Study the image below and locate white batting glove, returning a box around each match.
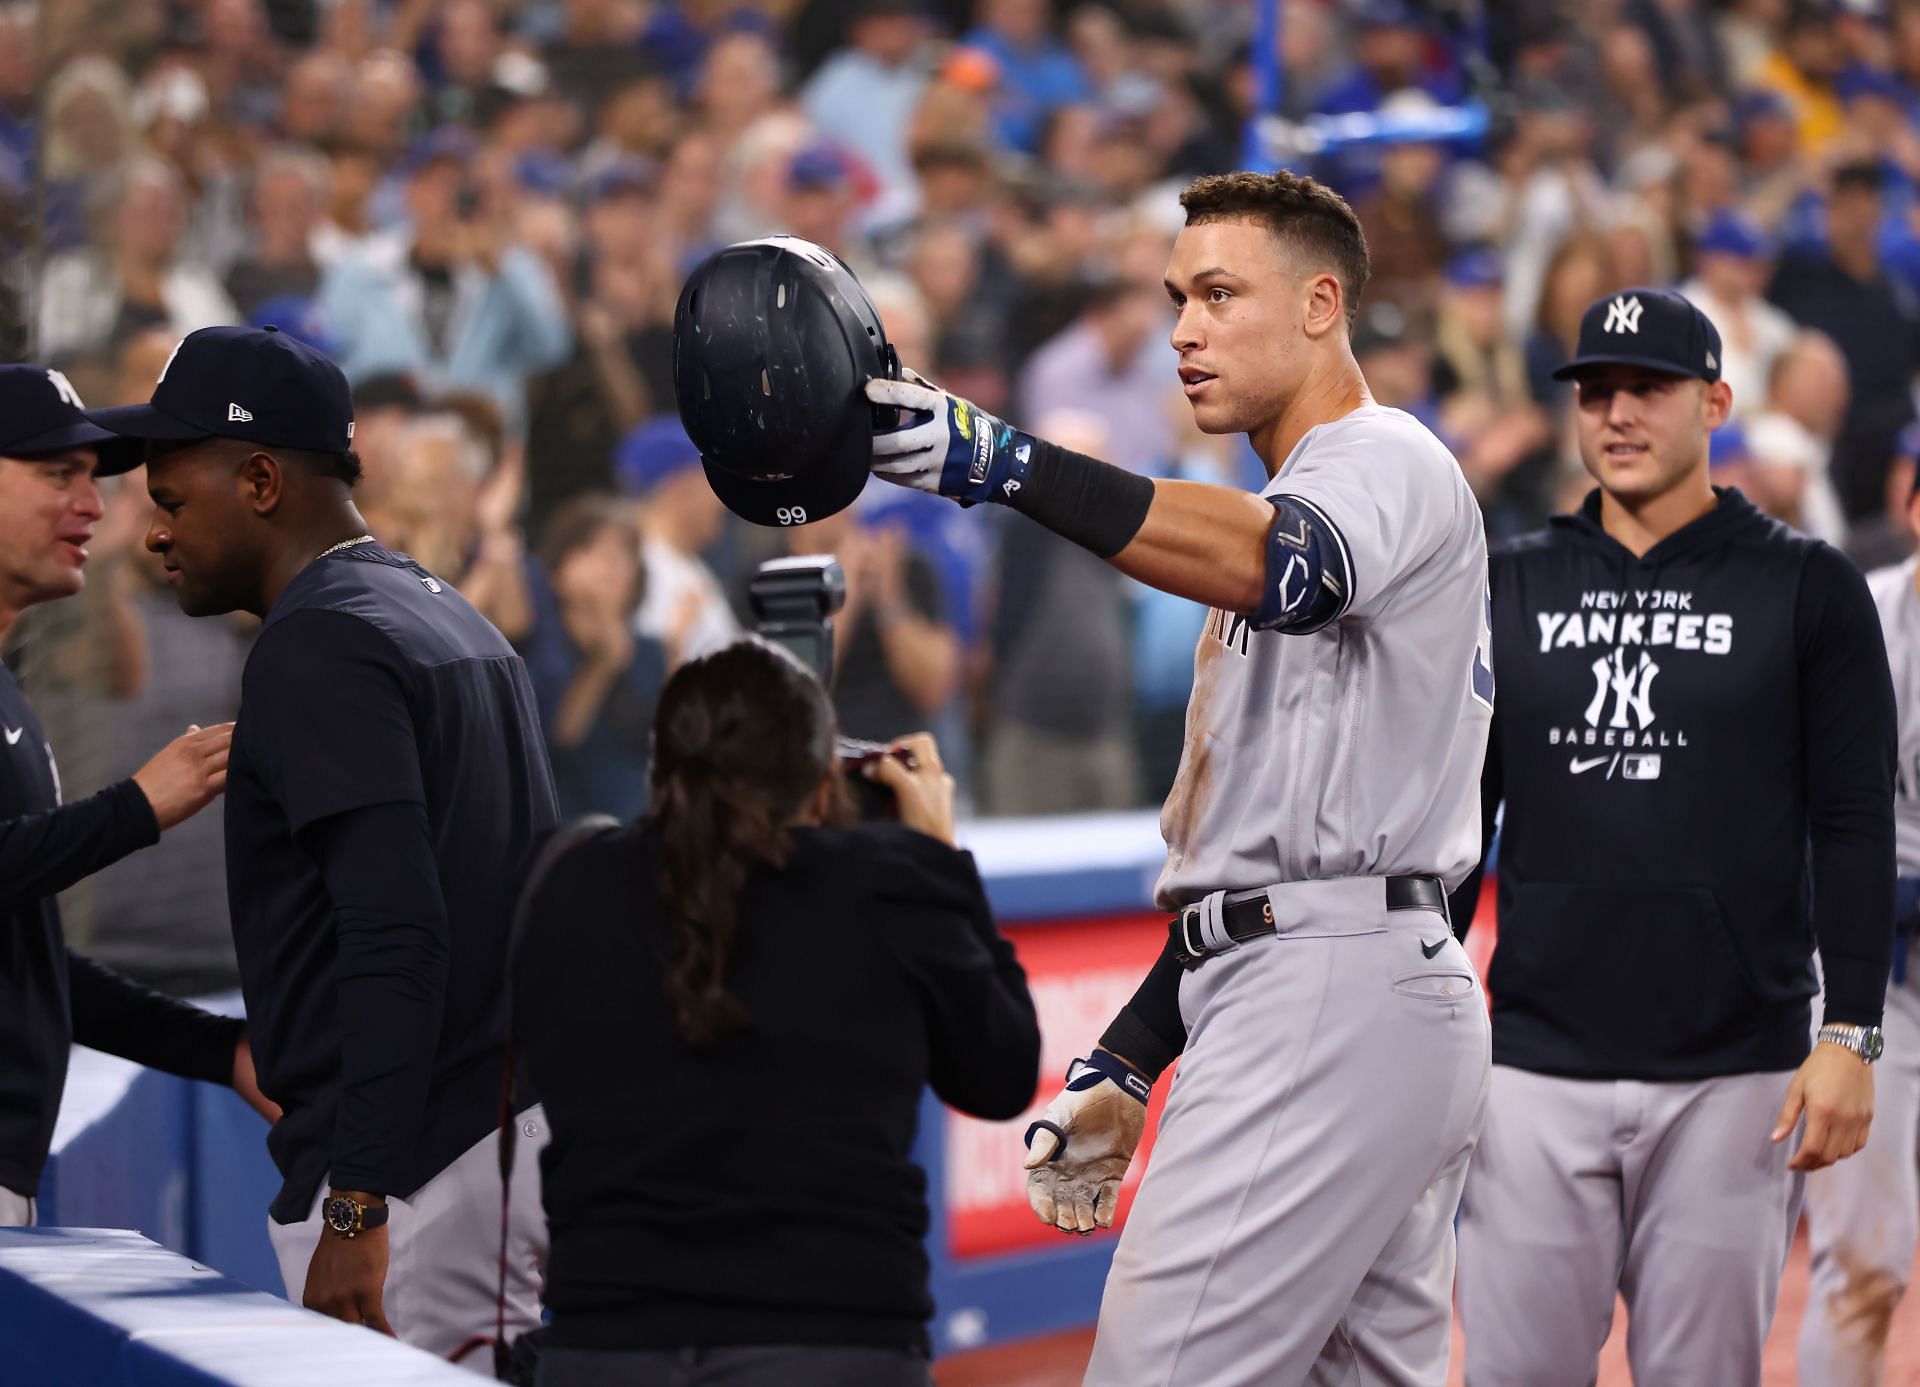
[865,369,1035,504]
[1023,1050,1150,1235]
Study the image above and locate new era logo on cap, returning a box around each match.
[1602,295,1643,334]
[1552,286,1724,385]
[84,326,355,455]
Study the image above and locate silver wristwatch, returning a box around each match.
[1817,1023,1886,1065]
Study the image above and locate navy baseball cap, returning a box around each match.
[1551,287,1723,383]
[0,364,144,474]
[86,325,356,454]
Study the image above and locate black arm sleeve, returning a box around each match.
[0,781,158,913]
[300,800,450,1196]
[1797,545,1898,1026]
[1446,719,1503,943]
[67,951,242,1083]
[1099,938,1186,1082]
[875,831,1040,1120]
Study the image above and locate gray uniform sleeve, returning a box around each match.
[1272,419,1464,624]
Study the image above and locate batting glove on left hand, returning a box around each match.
[1023,1050,1150,1235]
[866,370,1036,506]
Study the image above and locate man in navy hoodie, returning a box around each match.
[1452,288,1896,1385]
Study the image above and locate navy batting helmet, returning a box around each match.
[673,236,899,527]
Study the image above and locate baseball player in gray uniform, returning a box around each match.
[1801,490,1920,1386]
[865,171,1492,1385]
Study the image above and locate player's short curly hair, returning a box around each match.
[1180,171,1371,327]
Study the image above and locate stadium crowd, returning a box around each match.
[7,0,1920,991]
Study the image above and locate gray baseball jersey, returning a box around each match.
[1800,555,1920,1386]
[1155,404,1493,908]
[1869,556,1920,874]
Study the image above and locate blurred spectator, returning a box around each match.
[1131,404,1222,802]
[780,143,867,267]
[224,145,329,317]
[983,408,1136,815]
[340,48,424,161]
[43,54,135,203]
[655,126,724,270]
[0,4,34,187]
[1679,210,1796,420]
[1847,418,1920,570]
[1315,0,1463,117]
[1524,231,1618,404]
[38,156,238,362]
[134,63,250,279]
[541,0,651,125]
[525,164,675,534]
[1755,5,1847,155]
[961,0,1091,154]
[523,494,667,820]
[1498,86,1611,341]
[424,0,523,131]
[616,419,740,665]
[278,50,353,146]
[1768,160,1920,522]
[1745,329,1851,544]
[784,510,961,744]
[1351,106,1453,312]
[1018,276,1175,473]
[801,0,930,220]
[1431,248,1554,535]
[1734,86,1814,230]
[698,30,786,157]
[1352,299,1438,427]
[1623,0,1725,102]
[372,408,534,640]
[317,126,573,427]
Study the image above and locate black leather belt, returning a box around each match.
[1171,875,1447,969]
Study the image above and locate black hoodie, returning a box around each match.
[1453,487,1897,1080]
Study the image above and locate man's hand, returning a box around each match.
[131,723,234,830]
[1772,1040,1875,1172]
[302,1209,393,1335]
[1023,1052,1151,1234]
[231,1034,281,1124]
[867,371,1034,505]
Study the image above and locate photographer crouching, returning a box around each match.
[512,636,1041,1387]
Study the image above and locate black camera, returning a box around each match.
[747,555,912,817]
[748,554,846,687]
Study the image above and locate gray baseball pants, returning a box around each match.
[1801,942,1920,1387]
[1083,876,1491,1387]
[270,1104,550,1376]
[1457,1065,1802,1387]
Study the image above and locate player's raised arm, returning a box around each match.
[864,374,1273,613]
[868,176,1420,636]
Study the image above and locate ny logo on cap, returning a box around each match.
[45,370,83,409]
[1603,295,1644,335]
[228,402,254,423]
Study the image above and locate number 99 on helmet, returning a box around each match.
[672,236,901,528]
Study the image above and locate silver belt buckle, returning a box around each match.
[1179,903,1205,961]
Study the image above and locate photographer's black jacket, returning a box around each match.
[514,820,1040,1356]
[1453,488,1896,1080]
[0,662,241,1197]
